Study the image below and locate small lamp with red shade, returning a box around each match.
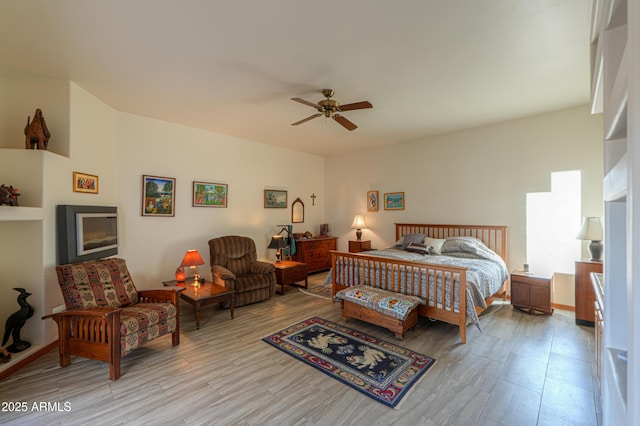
[179,249,205,287]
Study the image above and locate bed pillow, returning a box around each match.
[424,237,446,254]
[405,242,432,255]
[395,233,425,248]
[441,236,485,255]
[403,233,425,246]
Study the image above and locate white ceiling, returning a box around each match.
[0,1,591,157]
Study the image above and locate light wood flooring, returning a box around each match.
[0,273,601,425]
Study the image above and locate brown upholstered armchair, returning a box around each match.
[208,236,276,306]
[43,258,183,380]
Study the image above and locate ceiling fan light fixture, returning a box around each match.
[291,89,372,131]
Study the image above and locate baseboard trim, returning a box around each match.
[0,340,57,381]
[553,303,575,312]
[505,295,575,312]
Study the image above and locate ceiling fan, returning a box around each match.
[291,89,372,131]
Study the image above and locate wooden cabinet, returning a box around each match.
[292,237,337,273]
[271,260,308,294]
[510,270,553,315]
[592,273,604,388]
[574,260,603,326]
[348,240,371,253]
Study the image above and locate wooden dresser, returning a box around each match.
[575,260,603,326]
[510,270,553,315]
[592,272,604,389]
[292,237,337,273]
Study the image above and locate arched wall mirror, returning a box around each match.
[292,197,304,223]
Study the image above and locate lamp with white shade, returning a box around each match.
[576,217,603,262]
[350,215,366,241]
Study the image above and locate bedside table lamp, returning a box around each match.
[268,235,287,263]
[350,215,366,241]
[576,217,603,262]
[180,249,205,286]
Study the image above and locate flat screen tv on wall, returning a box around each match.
[57,205,118,265]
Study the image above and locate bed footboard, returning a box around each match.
[330,251,469,343]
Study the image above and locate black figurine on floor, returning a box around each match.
[2,288,34,353]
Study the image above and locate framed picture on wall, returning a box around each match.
[384,192,405,210]
[193,181,228,207]
[142,175,176,217]
[73,172,98,194]
[367,190,378,212]
[264,189,287,208]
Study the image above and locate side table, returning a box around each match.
[510,270,553,315]
[349,240,371,253]
[271,260,308,295]
[163,279,235,330]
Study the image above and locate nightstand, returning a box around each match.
[271,260,308,295]
[511,270,553,315]
[349,240,371,253]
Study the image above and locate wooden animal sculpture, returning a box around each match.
[24,108,50,150]
[2,288,34,353]
[0,185,20,206]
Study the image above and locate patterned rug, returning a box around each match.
[262,317,436,408]
[298,284,332,299]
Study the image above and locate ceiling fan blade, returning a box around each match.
[338,101,373,112]
[291,97,320,109]
[291,113,322,126]
[333,114,357,131]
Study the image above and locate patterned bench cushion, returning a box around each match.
[120,303,177,357]
[334,286,422,320]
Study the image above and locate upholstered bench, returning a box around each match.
[334,285,422,339]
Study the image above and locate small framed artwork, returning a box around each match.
[193,181,228,207]
[73,172,98,194]
[367,190,378,212]
[142,175,176,217]
[319,224,329,237]
[384,192,405,210]
[264,189,287,208]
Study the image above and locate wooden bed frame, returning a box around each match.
[331,223,508,343]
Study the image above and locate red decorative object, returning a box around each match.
[0,185,20,206]
[175,267,186,282]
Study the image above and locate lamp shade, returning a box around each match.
[180,249,205,267]
[576,217,603,241]
[268,235,287,249]
[350,215,366,229]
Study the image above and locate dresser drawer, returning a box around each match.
[293,237,337,273]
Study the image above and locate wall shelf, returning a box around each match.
[0,206,44,222]
[604,348,627,424]
[603,30,628,140]
[604,152,628,202]
[590,37,604,114]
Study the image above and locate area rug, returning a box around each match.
[299,284,332,299]
[262,317,436,408]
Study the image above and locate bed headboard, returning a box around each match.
[395,223,508,263]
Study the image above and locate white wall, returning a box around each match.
[1,79,325,358]
[115,112,325,288]
[324,105,603,306]
[0,77,603,357]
